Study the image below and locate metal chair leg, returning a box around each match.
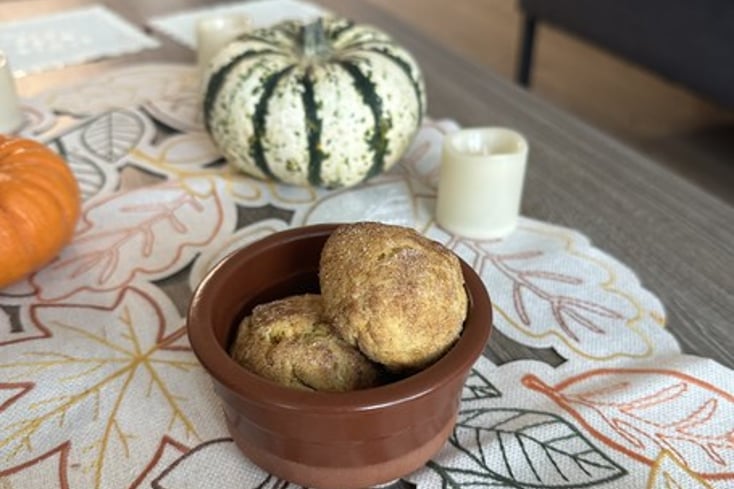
[516,15,537,87]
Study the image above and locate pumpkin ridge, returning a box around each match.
[361,46,425,121]
[328,19,356,42]
[250,65,296,179]
[0,154,76,193]
[1,185,58,268]
[300,68,325,187]
[337,60,388,181]
[0,135,81,288]
[5,154,79,198]
[330,24,386,49]
[0,206,35,282]
[204,49,284,133]
[7,168,78,231]
[279,23,302,45]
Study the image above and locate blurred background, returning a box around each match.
[368,0,734,205]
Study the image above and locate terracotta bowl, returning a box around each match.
[187,224,492,489]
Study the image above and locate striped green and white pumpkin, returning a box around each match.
[203,17,426,188]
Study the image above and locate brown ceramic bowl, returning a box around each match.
[187,224,491,489]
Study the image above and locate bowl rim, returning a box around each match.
[187,223,492,412]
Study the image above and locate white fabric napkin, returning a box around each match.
[0,5,159,77]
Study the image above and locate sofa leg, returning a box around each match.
[516,14,537,87]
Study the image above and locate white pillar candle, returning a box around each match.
[0,51,23,134]
[196,15,251,72]
[436,127,529,240]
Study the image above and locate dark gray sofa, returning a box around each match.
[516,0,734,108]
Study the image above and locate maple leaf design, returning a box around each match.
[0,442,71,489]
[0,286,216,489]
[129,436,189,489]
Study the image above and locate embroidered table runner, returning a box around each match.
[2,63,733,489]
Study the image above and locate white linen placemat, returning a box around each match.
[0,5,159,77]
[148,0,327,49]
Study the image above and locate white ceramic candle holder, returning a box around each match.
[436,127,529,240]
[196,15,251,73]
[0,51,23,134]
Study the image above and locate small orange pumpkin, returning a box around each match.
[0,135,81,288]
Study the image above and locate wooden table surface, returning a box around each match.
[3,0,733,369]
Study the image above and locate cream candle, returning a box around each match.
[196,15,251,72]
[0,51,23,134]
[436,127,528,239]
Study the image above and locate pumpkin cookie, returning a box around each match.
[229,294,381,391]
[320,222,468,371]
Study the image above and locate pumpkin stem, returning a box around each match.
[302,18,330,59]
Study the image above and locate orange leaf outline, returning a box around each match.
[523,368,734,480]
[0,441,71,489]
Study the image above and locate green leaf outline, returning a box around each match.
[80,109,146,163]
[462,368,502,401]
[429,408,627,489]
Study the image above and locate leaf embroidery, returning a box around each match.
[143,85,204,134]
[187,219,289,292]
[30,178,231,303]
[0,304,50,347]
[426,408,627,488]
[149,436,419,489]
[0,441,71,488]
[128,133,223,179]
[0,382,33,412]
[451,223,673,362]
[302,179,419,227]
[462,368,502,402]
[0,287,207,489]
[482,250,622,342]
[81,109,146,163]
[48,141,108,202]
[16,100,57,139]
[128,436,189,489]
[43,65,197,118]
[152,438,294,488]
[647,451,715,489]
[523,369,734,480]
[512,282,530,325]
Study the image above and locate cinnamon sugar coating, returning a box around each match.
[230,294,381,391]
[320,222,467,371]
